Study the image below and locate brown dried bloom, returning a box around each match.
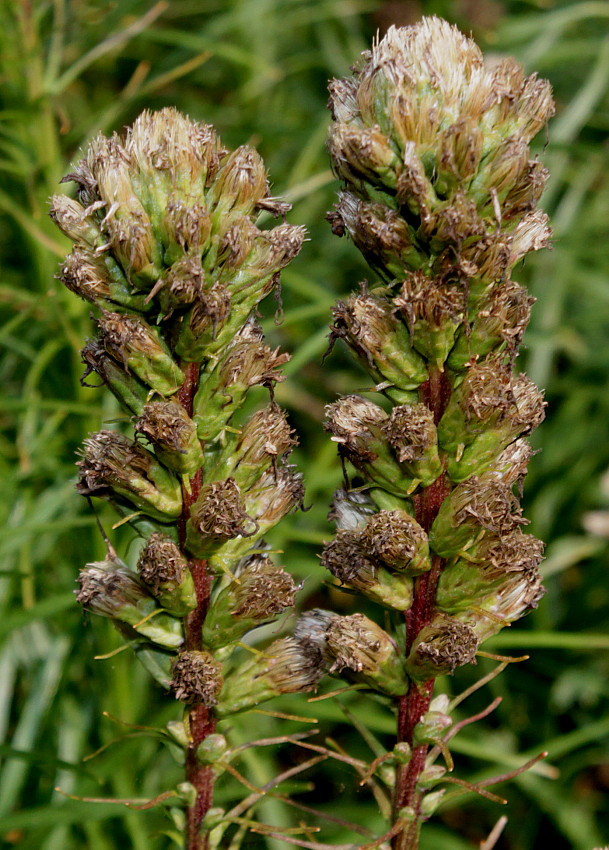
[170,651,223,706]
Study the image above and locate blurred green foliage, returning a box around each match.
[0,0,608,848]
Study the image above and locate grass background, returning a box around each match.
[0,0,608,847]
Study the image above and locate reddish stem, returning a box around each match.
[392,368,451,850]
[177,362,215,850]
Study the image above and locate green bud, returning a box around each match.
[137,532,196,616]
[170,650,223,706]
[325,613,408,696]
[429,475,527,559]
[202,554,297,649]
[417,765,446,791]
[81,339,149,416]
[359,510,431,575]
[97,311,184,397]
[135,401,204,476]
[331,292,427,399]
[394,274,465,368]
[412,706,452,747]
[76,430,182,521]
[320,530,413,611]
[166,720,190,749]
[76,560,184,648]
[406,614,478,680]
[217,637,325,716]
[419,789,446,817]
[196,734,229,765]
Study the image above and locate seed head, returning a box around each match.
[330,293,426,396]
[407,615,479,680]
[325,613,407,696]
[135,400,204,476]
[170,651,223,706]
[360,510,430,574]
[76,430,182,520]
[137,532,196,615]
[203,554,297,649]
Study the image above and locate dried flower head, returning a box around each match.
[328,17,554,281]
[217,636,326,716]
[330,292,426,396]
[360,509,430,574]
[325,613,407,696]
[187,478,256,555]
[407,615,479,679]
[137,532,196,615]
[76,560,184,648]
[80,338,148,416]
[97,311,184,397]
[320,529,413,611]
[76,430,182,520]
[171,651,223,706]
[203,554,297,649]
[430,475,528,558]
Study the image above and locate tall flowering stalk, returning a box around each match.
[310,18,554,848]
[50,109,321,850]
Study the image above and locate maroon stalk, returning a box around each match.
[177,361,215,850]
[393,367,451,850]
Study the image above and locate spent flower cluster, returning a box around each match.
[51,16,555,850]
[51,108,322,849]
[303,17,553,848]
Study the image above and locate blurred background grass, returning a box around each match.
[0,0,608,848]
